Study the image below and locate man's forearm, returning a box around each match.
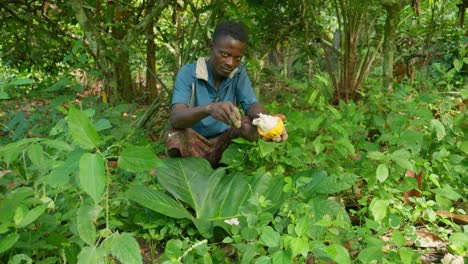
[170,104,210,129]
[246,102,268,120]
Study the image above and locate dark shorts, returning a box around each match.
[165,127,237,168]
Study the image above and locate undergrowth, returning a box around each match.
[0,71,467,263]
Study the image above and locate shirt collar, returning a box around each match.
[195,57,239,81]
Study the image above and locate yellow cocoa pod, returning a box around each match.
[257,116,284,140]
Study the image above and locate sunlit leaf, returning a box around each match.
[290,237,309,257]
[94,119,112,131]
[261,226,281,248]
[272,251,291,264]
[27,143,44,167]
[376,164,389,183]
[369,198,389,222]
[79,153,105,204]
[68,106,101,149]
[77,246,105,264]
[323,244,351,264]
[431,119,446,142]
[77,204,97,246]
[453,59,463,72]
[367,151,386,161]
[107,233,142,264]
[431,186,462,200]
[258,140,276,157]
[358,246,383,263]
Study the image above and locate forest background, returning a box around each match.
[0,0,467,263]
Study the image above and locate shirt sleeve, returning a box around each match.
[171,65,194,107]
[235,66,258,113]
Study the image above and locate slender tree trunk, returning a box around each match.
[382,0,407,89]
[146,0,157,103]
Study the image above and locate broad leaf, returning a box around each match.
[107,233,143,264]
[0,91,9,99]
[129,158,286,237]
[258,140,276,157]
[0,232,20,253]
[126,185,192,219]
[27,143,44,167]
[300,170,358,197]
[367,151,386,161]
[261,226,281,248]
[118,145,162,173]
[272,251,292,264]
[376,164,389,183]
[290,237,309,257]
[369,198,389,222]
[16,203,48,228]
[68,106,101,149]
[94,119,112,131]
[323,244,351,264]
[9,78,34,86]
[77,246,106,264]
[77,204,98,246]
[79,153,105,204]
[42,139,73,152]
[431,119,446,142]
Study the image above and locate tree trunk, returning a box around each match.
[382,1,406,89]
[146,0,157,103]
[70,0,170,103]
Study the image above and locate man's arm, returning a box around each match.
[246,102,268,119]
[170,102,242,129]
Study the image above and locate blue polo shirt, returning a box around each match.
[171,57,258,138]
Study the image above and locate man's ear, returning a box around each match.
[208,41,214,50]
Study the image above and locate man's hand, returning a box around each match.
[259,114,288,142]
[207,102,242,128]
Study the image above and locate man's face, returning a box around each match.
[209,35,247,79]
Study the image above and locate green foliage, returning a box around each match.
[127,158,287,238]
[0,0,466,262]
[0,105,156,263]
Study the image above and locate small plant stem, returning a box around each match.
[177,240,208,263]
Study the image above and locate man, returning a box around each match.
[166,21,287,167]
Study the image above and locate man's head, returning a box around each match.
[209,21,248,80]
[212,21,248,44]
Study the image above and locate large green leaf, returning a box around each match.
[126,185,192,219]
[107,233,142,264]
[261,226,281,248]
[118,145,162,173]
[16,203,48,228]
[300,170,358,197]
[79,153,106,204]
[0,232,20,253]
[323,244,351,264]
[77,204,98,246]
[369,198,389,222]
[431,119,446,142]
[68,106,101,149]
[128,158,286,237]
[77,246,106,264]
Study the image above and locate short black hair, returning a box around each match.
[212,21,248,43]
